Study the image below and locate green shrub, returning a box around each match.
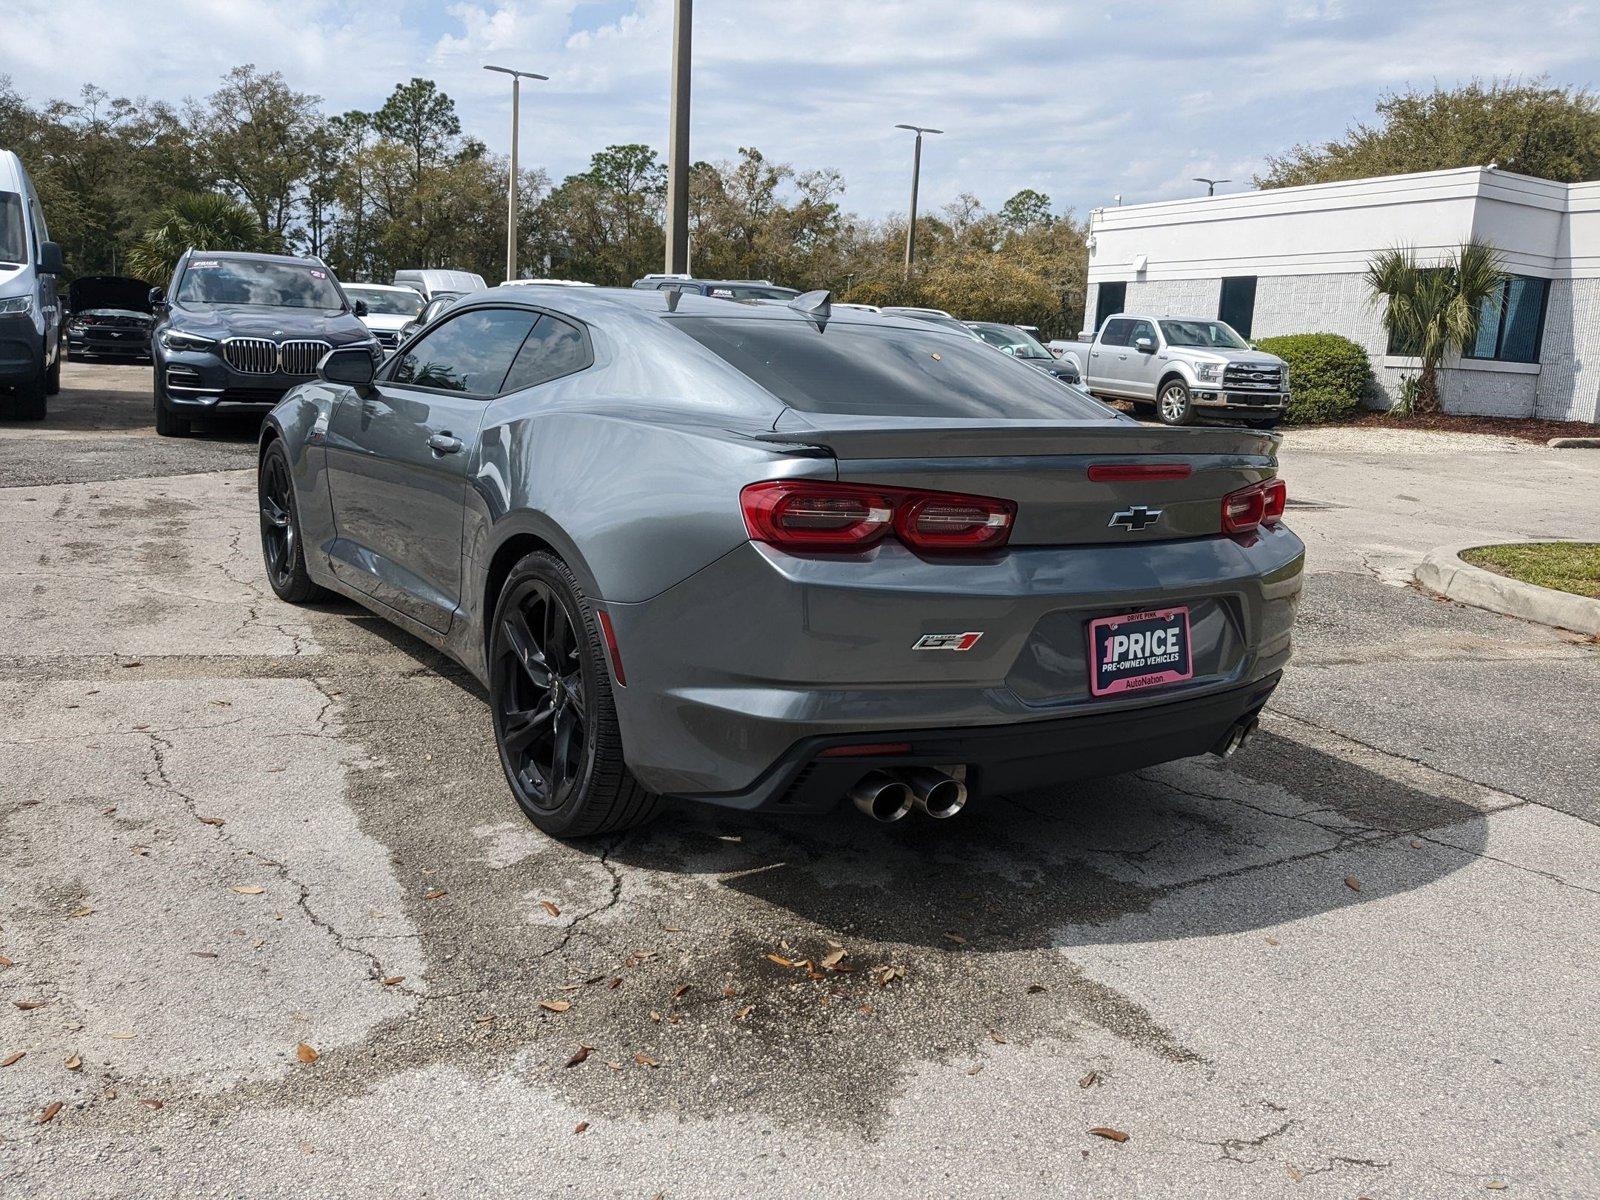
[1254,332,1372,424]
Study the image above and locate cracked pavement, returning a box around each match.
[1,365,1597,1198]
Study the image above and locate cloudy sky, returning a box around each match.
[4,0,1598,219]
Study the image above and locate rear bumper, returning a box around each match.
[606,526,1304,802]
[680,672,1281,812]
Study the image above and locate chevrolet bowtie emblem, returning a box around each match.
[1108,506,1163,532]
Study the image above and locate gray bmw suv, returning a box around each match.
[151,250,378,436]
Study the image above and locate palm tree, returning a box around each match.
[1365,239,1506,414]
[125,192,279,283]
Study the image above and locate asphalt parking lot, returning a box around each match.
[3,363,1598,1198]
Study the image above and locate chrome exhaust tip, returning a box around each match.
[849,771,914,823]
[906,767,968,820]
[1213,715,1260,760]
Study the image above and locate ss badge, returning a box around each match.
[913,632,983,652]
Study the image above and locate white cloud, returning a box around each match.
[3,0,1597,218]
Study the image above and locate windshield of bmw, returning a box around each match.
[673,318,1110,420]
[345,286,424,316]
[1158,319,1249,350]
[971,323,1053,359]
[0,193,26,265]
[175,259,345,309]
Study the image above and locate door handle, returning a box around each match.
[428,432,463,455]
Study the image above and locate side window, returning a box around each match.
[501,314,592,392]
[388,308,537,396]
[1128,320,1157,346]
[1099,318,1132,347]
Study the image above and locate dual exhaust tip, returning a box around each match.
[850,767,967,823]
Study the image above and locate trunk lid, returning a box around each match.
[753,412,1278,545]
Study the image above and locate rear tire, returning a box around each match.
[1157,379,1196,426]
[1245,415,1282,430]
[490,551,661,838]
[258,440,326,604]
[153,373,191,437]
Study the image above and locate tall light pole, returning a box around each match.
[895,124,942,279]
[1193,176,1230,196]
[485,64,548,282]
[664,0,693,274]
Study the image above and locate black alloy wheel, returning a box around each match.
[495,577,593,815]
[258,441,324,603]
[489,552,660,836]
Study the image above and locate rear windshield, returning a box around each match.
[672,317,1111,420]
[176,259,345,309]
[0,193,26,265]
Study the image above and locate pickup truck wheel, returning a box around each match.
[1157,380,1196,426]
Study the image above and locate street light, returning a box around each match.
[484,64,548,282]
[1193,177,1230,197]
[895,124,942,279]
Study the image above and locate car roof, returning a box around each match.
[0,149,25,191]
[448,284,972,336]
[343,281,416,292]
[185,250,327,267]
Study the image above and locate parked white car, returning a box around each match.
[342,283,426,352]
[393,269,486,301]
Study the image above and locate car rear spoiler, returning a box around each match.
[745,417,1280,461]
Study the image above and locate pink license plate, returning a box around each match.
[1087,606,1194,697]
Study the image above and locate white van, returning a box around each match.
[392,269,486,302]
[0,149,66,419]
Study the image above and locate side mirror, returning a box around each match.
[318,346,375,387]
[38,241,65,275]
[1133,336,1155,354]
[352,299,369,317]
[148,286,168,308]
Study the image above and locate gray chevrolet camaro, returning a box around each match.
[257,286,1303,836]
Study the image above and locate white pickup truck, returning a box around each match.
[1052,315,1288,428]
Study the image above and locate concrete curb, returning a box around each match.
[1548,437,1600,448]
[1416,543,1600,636]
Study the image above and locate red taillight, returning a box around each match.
[596,610,626,686]
[1087,463,1193,483]
[1261,477,1287,525]
[741,481,1014,553]
[1221,477,1286,535]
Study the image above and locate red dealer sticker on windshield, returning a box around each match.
[1087,606,1194,697]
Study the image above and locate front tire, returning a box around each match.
[153,372,191,437]
[2,374,47,420]
[1157,379,1196,426]
[44,350,61,395]
[258,440,326,604]
[490,552,660,837]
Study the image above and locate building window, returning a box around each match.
[1218,276,1257,339]
[1094,281,1126,332]
[1464,275,1549,364]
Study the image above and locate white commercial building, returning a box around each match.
[1083,167,1600,423]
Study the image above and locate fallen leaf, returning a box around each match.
[65,1056,82,1071]
[473,1014,497,1025]
[191,951,219,959]
[608,977,624,990]
[1344,876,1362,892]
[633,1052,659,1068]
[820,949,847,969]
[605,1060,622,1071]
[663,924,684,933]
[122,660,142,668]
[14,1001,44,1011]
[1485,1182,1507,1191]
[564,1045,593,1068]
[1286,1165,1303,1182]
[874,965,905,987]
[943,932,968,945]
[0,956,12,967]
[140,1099,165,1111]
[539,900,561,918]
[858,1003,875,1015]
[1411,839,1423,849]
[1264,936,1281,947]
[37,1102,62,1125]
[1079,1070,1099,1089]
[721,984,737,998]
[1,1052,24,1067]
[539,1000,572,1013]
[231,885,266,896]
[69,906,94,918]
[198,816,226,827]
[966,1064,982,1076]
[1089,1127,1129,1143]
[382,976,405,987]
[733,1005,754,1022]
[109,1032,135,1040]
[649,1011,662,1023]
[1026,983,1046,994]
[573,1121,589,1134]
[295,1043,319,1063]
[424,889,447,901]
[765,953,795,968]
[988,1029,1007,1045]
[672,984,691,1000]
